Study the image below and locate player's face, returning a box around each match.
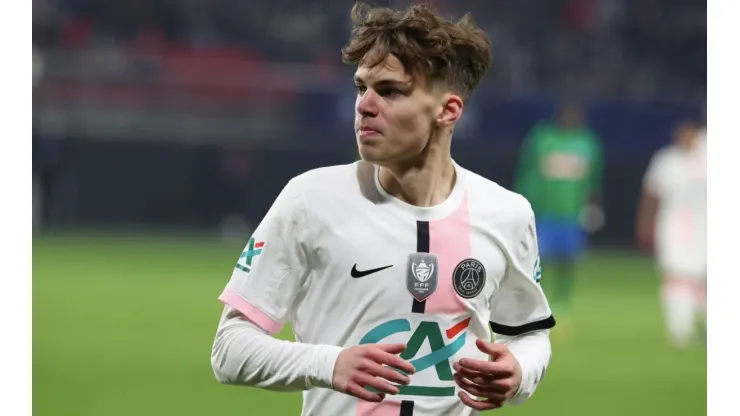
[353,54,452,165]
[674,122,699,150]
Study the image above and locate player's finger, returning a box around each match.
[371,349,416,375]
[347,383,385,402]
[475,338,509,357]
[489,378,518,394]
[458,358,513,377]
[367,362,411,385]
[453,373,512,394]
[454,373,494,396]
[374,343,407,355]
[357,373,401,395]
[458,391,501,411]
[454,370,498,389]
[452,362,495,384]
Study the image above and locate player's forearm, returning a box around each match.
[494,329,551,405]
[211,316,343,392]
[636,193,659,234]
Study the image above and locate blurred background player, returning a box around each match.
[636,121,707,349]
[514,101,604,330]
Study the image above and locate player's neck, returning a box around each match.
[378,141,456,208]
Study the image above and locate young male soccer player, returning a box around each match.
[211,3,555,415]
[514,102,604,323]
[636,121,706,348]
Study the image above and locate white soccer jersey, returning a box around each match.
[217,160,554,416]
[643,142,707,277]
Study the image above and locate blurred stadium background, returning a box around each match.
[32,0,706,415]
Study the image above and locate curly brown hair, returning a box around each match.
[341,2,492,101]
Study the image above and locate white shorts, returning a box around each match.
[656,240,706,279]
[655,213,706,279]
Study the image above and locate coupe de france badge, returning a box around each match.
[407,253,439,301]
[453,258,486,298]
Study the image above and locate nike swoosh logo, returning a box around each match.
[351,264,393,278]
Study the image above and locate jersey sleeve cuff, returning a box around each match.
[508,356,536,406]
[218,289,284,335]
[308,344,344,390]
[500,330,552,406]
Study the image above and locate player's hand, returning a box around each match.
[332,343,416,403]
[453,339,522,411]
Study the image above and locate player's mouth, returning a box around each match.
[358,126,381,138]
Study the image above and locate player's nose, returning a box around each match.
[356,90,379,118]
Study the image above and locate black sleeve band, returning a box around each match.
[490,315,556,336]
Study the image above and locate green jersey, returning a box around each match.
[515,122,604,221]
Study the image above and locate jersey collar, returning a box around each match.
[373,160,467,222]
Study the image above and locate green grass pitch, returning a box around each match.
[33,234,706,415]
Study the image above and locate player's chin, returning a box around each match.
[357,131,383,146]
[357,139,387,163]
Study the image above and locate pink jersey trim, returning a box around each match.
[218,289,283,334]
[426,195,471,314]
[356,399,401,416]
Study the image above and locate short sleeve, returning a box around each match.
[217,179,310,335]
[490,211,556,336]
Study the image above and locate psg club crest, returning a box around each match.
[406,253,439,301]
[452,258,486,299]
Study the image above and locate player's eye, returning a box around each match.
[379,88,403,97]
[355,85,367,95]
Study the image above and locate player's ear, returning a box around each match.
[436,93,463,128]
